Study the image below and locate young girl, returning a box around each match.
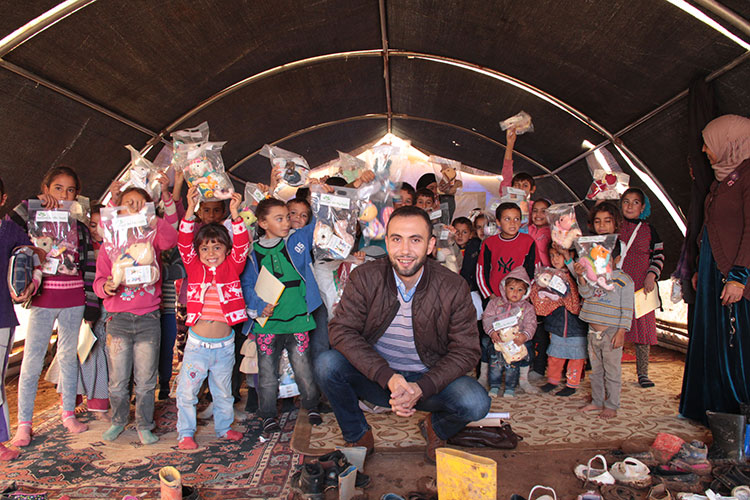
[94,186,178,444]
[175,187,248,449]
[529,199,552,267]
[474,213,488,240]
[1,176,33,460]
[619,188,664,388]
[574,201,634,419]
[531,245,587,396]
[11,167,98,447]
[240,198,322,433]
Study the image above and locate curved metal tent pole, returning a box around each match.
[226,112,585,203]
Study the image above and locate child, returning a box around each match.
[415,188,436,213]
[288,198,312,229]
[499,128,537,197]
[474,213,488,240]
[482,267,537,397]
[94,186,178,444]
[574,201,634,419]
[240,198,322,433]
[477,202,537,298]
[453,217,481,292]
[393,182,416,209]
[11,167,99,447]
[619,188,664,388]
[0,175,33,460]
[529,199,552,267]
[175,187,248,449]
[531,246,587,396]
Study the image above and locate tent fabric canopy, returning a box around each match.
[1,0,749,274]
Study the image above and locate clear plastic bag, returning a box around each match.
[175,141,234,201]
[367,144,405,194]
[332,259,361,313]
[534,267,570,300]
[483,213,500,238]
[491,307,528,363]
[434,224,462,273]
[100,202,160,289]
[586,170,630,200]
[429,155,463,195]
[120,145,165,201]
[27,200,79,276]
[239,182,265,239]
[670,277,683,304]
[171,121,210,146]
[574,234,619,290]
[500,186,530,229]
[310,185,357,260]
[336,151,366,184]
[278,350,299,399]
[547,203,583,249]
[499,111,534,135]
[356,179,397,245]
[260,145,310,191]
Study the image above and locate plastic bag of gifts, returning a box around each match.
[100,202,160,289]
[491,307,527,363]
[336,150,366,184]
[172,121,210,147]
[429,155,463,195]
[500,186,530,231]
[546,203,582,249]
[585,148,630,200]
[534,267,570,301]
[119,145,166,201]
[174,140,234,201]
[434,224,462,273]
[310,185,357,260]
[259,144,310,194]
[499,111,534,135]
[574,234,619,290]
[238,182,267,238]
[27,200,79,276]
[278,350,300,399]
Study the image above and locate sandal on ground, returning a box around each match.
[609,457,652,488]
[648,484,673,500]
[602,484,641,500]
[511,485,557,500]
[575,454,616,486]
[669,459,712,476]
[710,465,750,496]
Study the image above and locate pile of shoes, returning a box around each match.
[290,449,370,499]
[378,475,438,500]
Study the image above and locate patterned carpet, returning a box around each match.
[0,401,301,499]
[292,358,709,455]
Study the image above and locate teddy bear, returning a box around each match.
[551,212,582,249]
[110,242,159,288]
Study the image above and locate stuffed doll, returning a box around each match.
[579,243,614,290]
[110,242,160,288]
[551,212,582,249]
[535,269,569,301]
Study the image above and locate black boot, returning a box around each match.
[317,450,371,489]
[290,462,324,499]
[706,410,746,461]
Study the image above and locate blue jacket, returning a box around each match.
[543,307,587,338]
[240,220,322,334]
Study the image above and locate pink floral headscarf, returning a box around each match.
[702,114,750,182]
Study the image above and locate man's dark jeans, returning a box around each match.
[315,349,491,442]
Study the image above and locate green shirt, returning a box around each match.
[253,239,316,334]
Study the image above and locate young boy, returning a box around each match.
[415,188,436,213]
[287,198,312,229]
[476,202,538,392]
[499,128,537,197]
[452,217,481,291]
[394,182,416,209]
[482,267,537,397]
[574,202,634,419]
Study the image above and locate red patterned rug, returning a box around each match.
[0,400,300,499]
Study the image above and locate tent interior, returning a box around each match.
[2,0,750,278]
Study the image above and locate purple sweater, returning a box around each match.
[0,216,32,328]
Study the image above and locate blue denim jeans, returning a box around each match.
[106,310,160,430]
[18,305,84,421]
[257,333,319,419]
[176,334,235,438]
[488,353,521,392]
[1,327,15,441]
[159,311,177,394]
[316,349,491,442]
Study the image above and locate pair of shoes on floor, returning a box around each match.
[290,450,371,498]
[511,484,557,500]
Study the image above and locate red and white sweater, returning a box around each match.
[177,217,250,327]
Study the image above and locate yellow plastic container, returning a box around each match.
[436,447,497,500]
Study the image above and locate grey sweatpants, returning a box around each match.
[587,326,622,410]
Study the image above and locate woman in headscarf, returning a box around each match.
[680,114,750,424]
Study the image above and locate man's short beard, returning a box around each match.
[389,252,428,278]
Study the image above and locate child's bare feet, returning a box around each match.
[579,403,603,413]
[11,422,32,447]
[599,408,617,419]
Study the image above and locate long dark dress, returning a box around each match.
[679,231,750,424]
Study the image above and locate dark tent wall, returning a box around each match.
[1,0,749,274]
